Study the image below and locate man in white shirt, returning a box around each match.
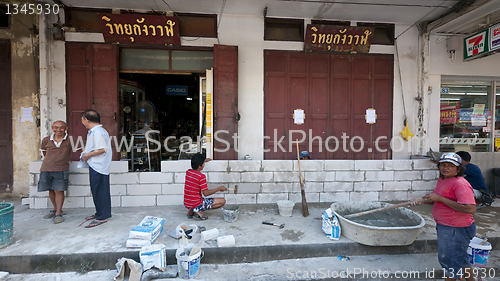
[81,110,112,228]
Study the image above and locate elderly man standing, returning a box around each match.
[80,109,112,228]
[38,121,71,224]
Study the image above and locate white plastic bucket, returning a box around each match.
[277,200,295,217]
[467,237,492,267]
[222,205,240,223]
[176,245,203,279]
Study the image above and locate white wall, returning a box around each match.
[391,25,421,158]
[430,35,500,77]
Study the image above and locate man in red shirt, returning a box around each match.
[38,121,71,224]
[184,153,227,220]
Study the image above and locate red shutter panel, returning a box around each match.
[67,43,119,161]
[265,51,393,160]
[372,55,393,159]
[264,51,288,159]
[213,45,238,160]
[0,39,12,192]
[92,44,119,160]
[67,43,92,161]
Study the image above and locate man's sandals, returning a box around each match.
[85,219,108,228]
[79,215,108,227]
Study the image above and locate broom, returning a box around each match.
[296,141,309,217]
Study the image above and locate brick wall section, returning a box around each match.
[28,159,439,209]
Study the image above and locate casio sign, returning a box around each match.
[166,86,188,96]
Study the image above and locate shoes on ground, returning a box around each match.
[53,215,65,224]
[43,210,65,219]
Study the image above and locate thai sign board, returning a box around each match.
[490,23,500,52]
[304,24,374,53]
[98,13,180,45]
[464,22,500,61]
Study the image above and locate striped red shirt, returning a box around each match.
[184,169,208,209]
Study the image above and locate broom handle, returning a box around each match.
[296,142,304,189]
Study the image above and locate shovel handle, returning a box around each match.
[344,201,414,219]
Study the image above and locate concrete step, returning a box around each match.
[2,237,499,276]
[4,252,500,280]
[1,200,499,275]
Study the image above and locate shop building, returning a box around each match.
[2,0,498,207]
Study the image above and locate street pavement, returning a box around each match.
[0,198,499,280]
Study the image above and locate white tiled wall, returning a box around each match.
[28,159,438,209]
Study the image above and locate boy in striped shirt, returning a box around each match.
[184,153,228,220]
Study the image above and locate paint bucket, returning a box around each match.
[222,205,239,223]
[467,237,492,267]
[277,200,295,217]
[176,244,203,279]
[0,203,14,248]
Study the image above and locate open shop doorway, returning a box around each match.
[119,73,204,171]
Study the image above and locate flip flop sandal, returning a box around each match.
[85,219,108,228]
[78,215,97,227]
[196,215,208,221]
[187,215,194,219]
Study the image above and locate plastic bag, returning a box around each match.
[322,208,341,240]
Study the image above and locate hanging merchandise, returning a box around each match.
[399,119,414,141]
[395,39,414,141]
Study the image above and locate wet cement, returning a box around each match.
[333,203,423,228]
[347,210,423,227]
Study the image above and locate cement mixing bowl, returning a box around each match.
[330,201,425,246]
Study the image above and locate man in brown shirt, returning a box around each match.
[38,121,72,224]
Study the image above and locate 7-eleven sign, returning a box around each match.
[464,30,489,60]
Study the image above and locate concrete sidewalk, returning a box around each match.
[0,198,499,277]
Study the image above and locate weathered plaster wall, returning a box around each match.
[10,12,40,197]
[39,12,66,138]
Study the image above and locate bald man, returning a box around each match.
[38,121,72,224]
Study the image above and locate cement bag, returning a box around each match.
[129,216,166,243]
[126,238,151,248]
[140,244,167,272]
[322,208,341,240]
[114,257,142,281]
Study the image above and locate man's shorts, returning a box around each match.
[436,223,476,279]
[38,171,69,192]
[190,198,215,212]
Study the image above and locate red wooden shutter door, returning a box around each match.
[213,44,238,160]
[0,39,12,192]
[67,43,92,161]
[67,43,119,161]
